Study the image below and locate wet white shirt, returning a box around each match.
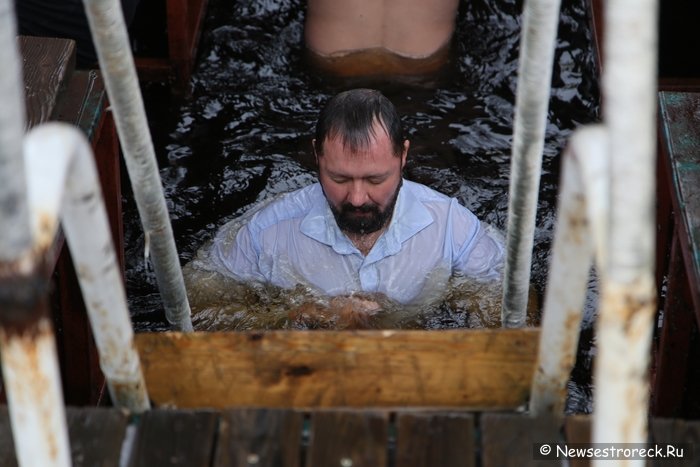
[213,180,504,304]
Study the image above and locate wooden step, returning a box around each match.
[135,328,540,409]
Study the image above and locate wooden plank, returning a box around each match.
[481,413,562,467]
[127,410,218,467]
[0,407,127,466]
[588,0,604,72]
[52,69,124,273]
[18,36,76,128]
[0,407,18,467]
[564,415,591,467]
[214,408,303,467]
[659,91,700,321]
[134,57,173,82]
[651,234,695,416]
[52,69,107,141]
[166,0,208,93]
[135,329,540,408]
[66,407,128,467]
[649,418,700,466]
[395,411,475,467]
[306,410,388,467]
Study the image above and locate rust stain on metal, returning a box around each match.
[0,318,63,458]
[604,278,656,336]
[0,256,52,334]
[566,202,589,245]
[34,210,59,252]
[110,378,149,411]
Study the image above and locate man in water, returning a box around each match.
[213,88,503,322]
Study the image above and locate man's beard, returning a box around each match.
[328,179,402,235]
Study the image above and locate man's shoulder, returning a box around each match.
[401,179,478,229]
[404,179,457,206]
[248,183,322,231]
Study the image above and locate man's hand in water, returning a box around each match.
[329,295,381,328]
[288,294,382,329]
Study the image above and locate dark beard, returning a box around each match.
[329,179,402,234]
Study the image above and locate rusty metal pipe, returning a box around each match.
[502,0,562,328]
[0,1,72,465]
[0,256,71,467]
[81,0,193,332]
[593,0,658,455]
[24,122,150,411]
[529,125,608,416]
[0,312,72,467]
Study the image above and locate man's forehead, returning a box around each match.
[323,122,392,154]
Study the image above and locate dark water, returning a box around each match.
[126,0,600,413]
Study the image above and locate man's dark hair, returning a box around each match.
[314,89,405,157]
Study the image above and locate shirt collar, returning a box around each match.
[383,180,434,255]
[299,180,434,255]
[299,184,357,254]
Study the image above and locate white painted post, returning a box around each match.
[0,1,72,466]
[0,0,31,264]
[529,125,608,415]
[593,0,658,461]
[502,0,563,328]
[0,319,72,467]
[24,122,151,412]
[82,0,193,332]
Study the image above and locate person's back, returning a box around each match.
[304,0,459,77]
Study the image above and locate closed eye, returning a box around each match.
[366,176,387,185]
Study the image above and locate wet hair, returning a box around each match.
[313,89,405,158]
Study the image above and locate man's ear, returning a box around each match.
[401,139,410,169]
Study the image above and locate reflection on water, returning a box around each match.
[127,0,599,412]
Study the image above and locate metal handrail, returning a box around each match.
[593,0,657,453]
[501,0,563,328]
[530,125,608,415]
[530,0,658,453]
[25,122,151,412]
[0,0,72,465]
[82,0,193,332]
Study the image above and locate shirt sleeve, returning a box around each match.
[212,221,268,283]
[450,202,504,281]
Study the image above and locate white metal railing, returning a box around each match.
[25,123,151,412]
[0,0,71,465]
[502,0,562,328]
[0,0,31,263]
[530,125,608,415]
[83,0,193,332]
[529,0,659,459]
[0,0,154,463]
[593,0,657,458]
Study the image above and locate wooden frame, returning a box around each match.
[134,0,209,94]
[135,328,540,409]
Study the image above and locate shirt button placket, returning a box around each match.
[359,264,378,292]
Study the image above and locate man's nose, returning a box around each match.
[347,181,369,206]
